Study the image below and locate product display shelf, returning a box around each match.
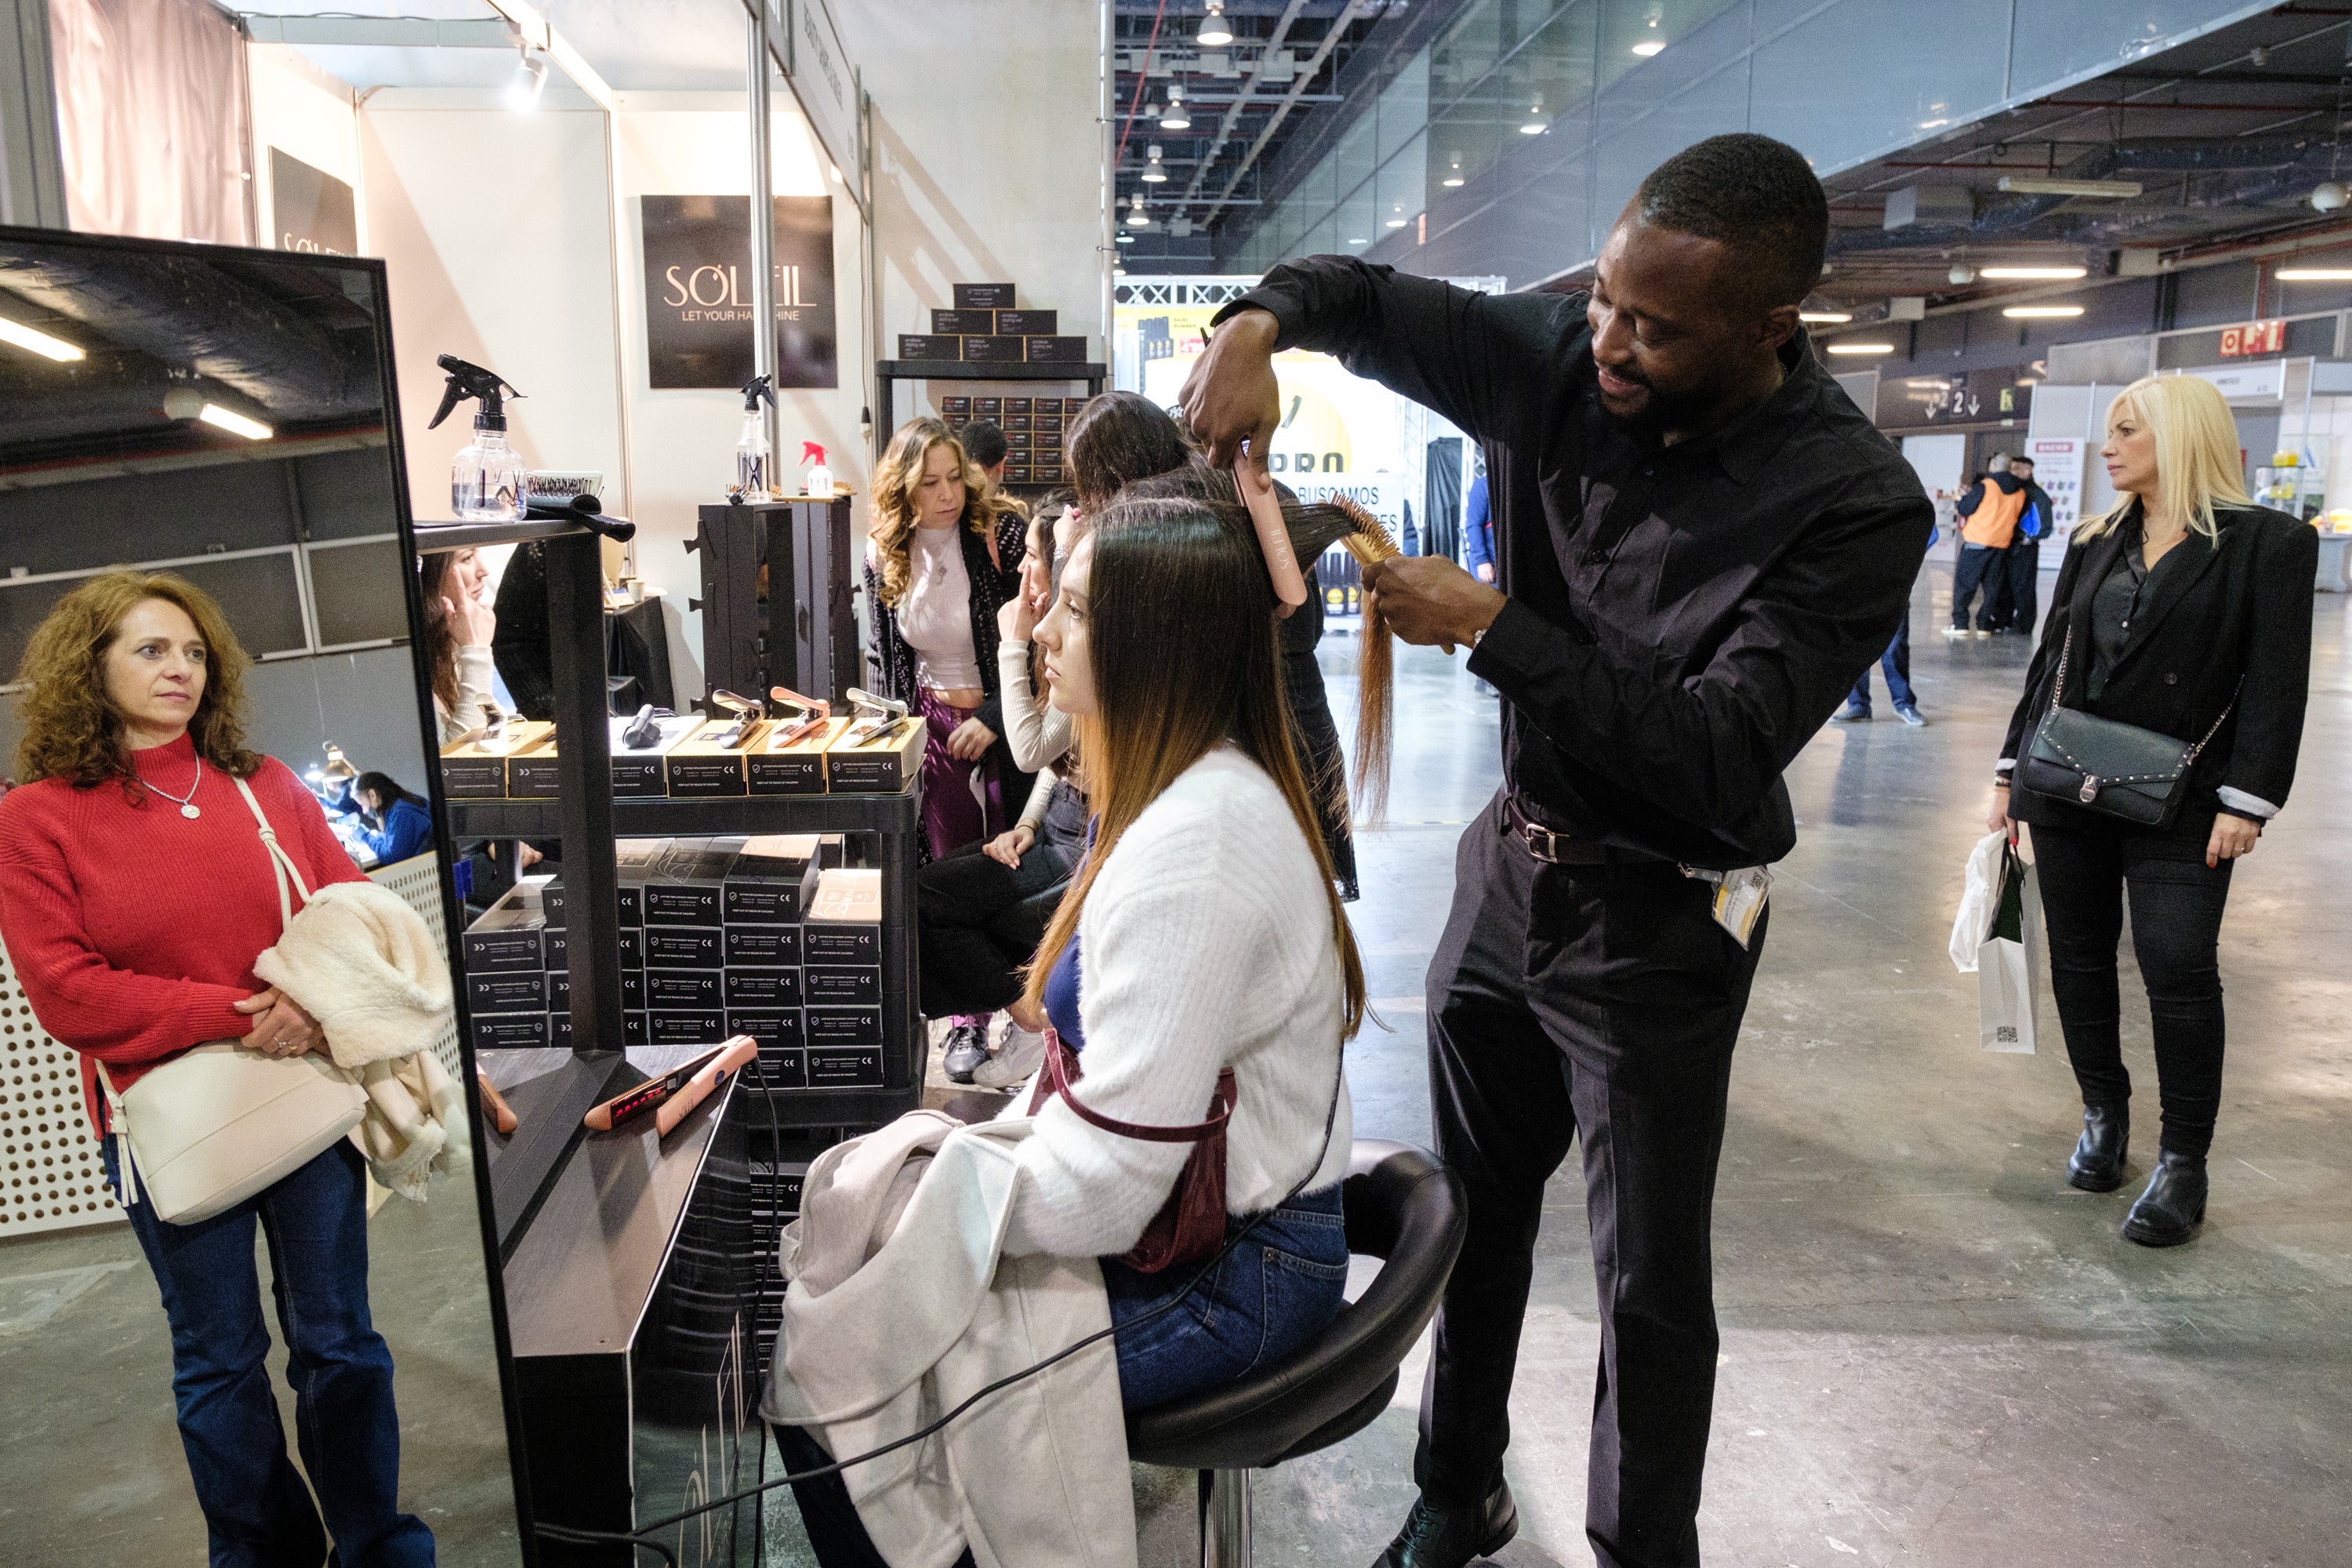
[872,358,1108,463]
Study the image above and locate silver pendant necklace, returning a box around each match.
[145,756,205,819]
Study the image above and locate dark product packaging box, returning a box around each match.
[439,720,554,800]
[1034,413,1064,434]
[463,895,546,974]
[806,1009,884,1050]
[995,309,1056,336]
[644,926,723,969]
[728,1007,806,1051]
[805,868,882,964]
[1001,414,1029,431]
[619,924,644,965]
[1005,429,1033,450]
[468,971,546,1014]
[541,927,566,967]
[645,970,723,1009]
[751,1049,809,1090]
[648,1011,728,1048]
[548,970,570,1007]
[725,924,802,967]
[897,334,960,360]
[808,1044,886,1085]
[620,969,645,1009]
[1001,466,1033,485]
[664,717,769,797]
[1024,336,1088,364]
[641,837,740,927]
[938,395,971,416]
[470,1012,547,1051]
[625,1011,649,1047]
[1004,397,1032,415]
[548,1011,571,1048]
[725,834,822,922]
[608,714,702,796]
[543,873,648,932]
[506,730,563,798]
[960,334,1025,364]
[804,966,881,1005]
[1033,463,1065,484]
[724,967,804,1007]
[930,309,994,335]
[974,396,1001,416]
[750,714,848,795]
[953,282,1015,310]
[825,720,925,793]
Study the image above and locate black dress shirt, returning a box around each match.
[1221,256,1933,868]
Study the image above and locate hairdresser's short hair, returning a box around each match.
[1631,133,1828,312]
[960,420,1009,470]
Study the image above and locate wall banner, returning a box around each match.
[642,194,837,390]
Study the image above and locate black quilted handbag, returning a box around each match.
[2019,626,2235,828]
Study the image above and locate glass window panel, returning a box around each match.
[307,539,410,646]
[1335,177,1378,254]
[172,554,309,658]
[1377,130,1428,241]
[1376,49,1429,166]
[1498,2,1596,142]
[1595,0,1742,97]
[1334,111,1379,206]
[1304,215,1338,259]
[1428,82,1505,194]
[1430,0,1506,110]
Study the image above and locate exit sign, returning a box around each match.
[2219,319,2285,357]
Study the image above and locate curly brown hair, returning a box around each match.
[869,417,1018,608]
[10,571,263,798]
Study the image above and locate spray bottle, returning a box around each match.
[429,354,528,521]
[800,441,833,497]
[735,373,776,501]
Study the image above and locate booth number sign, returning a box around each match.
[641,194,838,390]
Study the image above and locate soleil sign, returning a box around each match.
[641,194,837,390]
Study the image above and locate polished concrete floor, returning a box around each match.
[0,1140,522,1564]
[793,567,2352,1568]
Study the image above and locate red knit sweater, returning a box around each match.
[0,734,368,1136]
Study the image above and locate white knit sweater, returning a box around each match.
[1000,746,1353,1259]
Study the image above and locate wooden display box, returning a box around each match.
[440,720,555,799]
[825,719,925,793]
[663,717,771,797]
[607,713,704,797]
[748,715,851,795]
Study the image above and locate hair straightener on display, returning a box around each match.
[581,1036,758,1136]
[620,703,675,750]
[768,687,833,746]
[702,689,763,749]
[844,688,909,746]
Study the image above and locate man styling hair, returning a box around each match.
[1184,132,1933,1568]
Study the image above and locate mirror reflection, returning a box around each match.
[0,226,520,1564]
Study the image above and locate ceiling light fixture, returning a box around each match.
[1142,144,1168,183]
[2002,304,2084,318]
[1995,176,2143,199]
[2310,182,2350,212]
[2278,267,2352,280]
[198,403,274,440]
[1116,231,1135,245]
[1798,310,1853,323]
[1978,265,2087,280]
[1520,100,1546,134]
[1948,263,1977,285]
[1161,85,1191,129]
[506,46,548,112]
[1825,342,1895,355]
[1443,154,1464,187]
[0,314,85,362]
[1198,0,1233,48]
[1127,194,1151,227]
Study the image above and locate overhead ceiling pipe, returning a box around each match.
[1179,0,1307,206]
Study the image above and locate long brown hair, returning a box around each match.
[11,570,263,797]
[417,550,465,715]
[1066,391,1192,513]
[869,417,1018,608]
[1021,494,1368,1036]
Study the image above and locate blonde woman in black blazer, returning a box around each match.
[1991,373,2316,1247]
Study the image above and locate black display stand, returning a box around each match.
[872,358,1109,465]
[686,494,858,705]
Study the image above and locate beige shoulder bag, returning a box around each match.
[100,775,368,1225]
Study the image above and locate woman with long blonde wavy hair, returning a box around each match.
[1991,372,2316,1247]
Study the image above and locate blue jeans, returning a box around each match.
[1846,609,1916,713]
[106,1138,434,1568]
[775,1185,1350,1567]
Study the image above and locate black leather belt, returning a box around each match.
[1504,797,1644,866]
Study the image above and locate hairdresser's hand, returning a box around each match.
[947,717,997,761]
[984,825,1036,868]
[238,988,325,1060]
[517,842,545,870]
[1179,309,1282,475]
[444,591,495,649]
[1363,556,1505,655]
[2207,811,2262,868]
[998,589,1039,646]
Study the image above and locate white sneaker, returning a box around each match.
[1941,626,1971,640]
[1973,629,1991,640]
[975,1025,1047,1090]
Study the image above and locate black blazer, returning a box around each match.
[2000,499,2317,826]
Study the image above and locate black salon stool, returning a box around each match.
[1125,1140,1465,1568]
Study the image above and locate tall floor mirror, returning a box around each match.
[0,225,525,1563]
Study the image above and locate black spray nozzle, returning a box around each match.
[741,372,775,413]
[429,354,524,432]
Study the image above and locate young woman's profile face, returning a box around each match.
[2102,401,2158,503]
[1035,532,1097,717]
[103,597,208,746]
[915,442,967,528]
[450,546,488,600]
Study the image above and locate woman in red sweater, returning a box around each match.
[0,572,435,1567]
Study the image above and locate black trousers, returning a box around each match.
[1419,794,1766,1568]
[2031,814,2233,1158]
[914,840,1074,1019]
[1951,544,2002,629]
[1999,539,2041,633]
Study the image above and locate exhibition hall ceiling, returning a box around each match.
[232,0,753,94]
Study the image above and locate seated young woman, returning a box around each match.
[775,479,1373,1567]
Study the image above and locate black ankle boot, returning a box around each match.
[1370,1481,1517,1568]
[2067,1102,2129,1192]
[2122,1150,2208,1247]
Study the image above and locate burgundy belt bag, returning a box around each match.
[1025,1026,1238,1273]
